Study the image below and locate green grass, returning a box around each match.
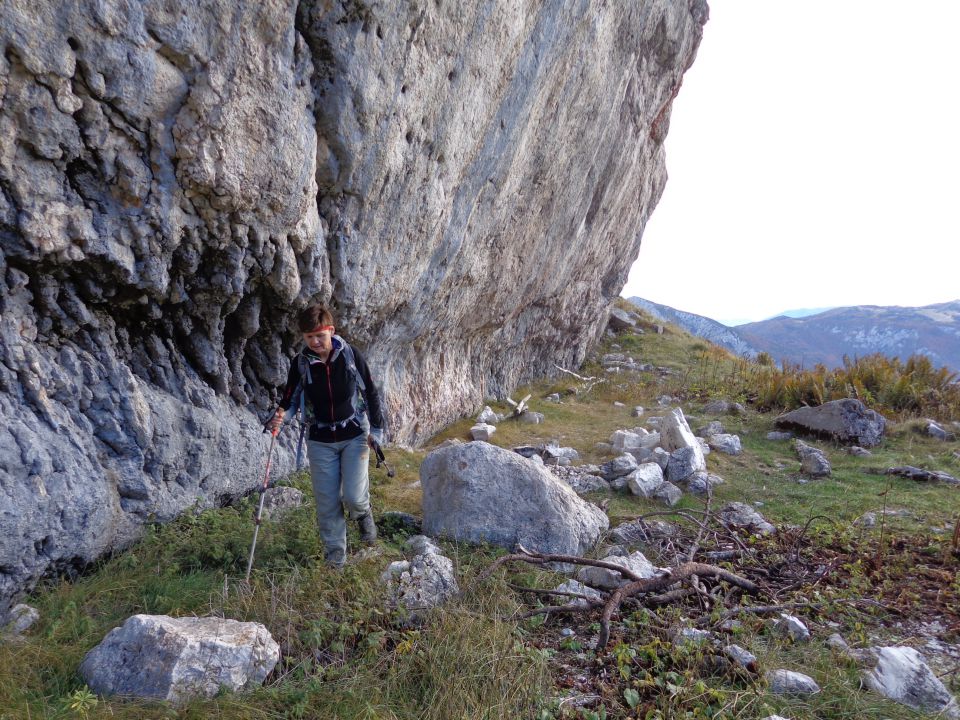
[2,310,958,719]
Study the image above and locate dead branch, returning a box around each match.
[553,365,598,382]
[596,562,761,649]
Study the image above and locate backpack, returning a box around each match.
[293,337,367,468]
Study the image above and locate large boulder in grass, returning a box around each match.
[775,399,886,447]
[420,442,608,556]
[79,615,279,705]
[861,646,960,718]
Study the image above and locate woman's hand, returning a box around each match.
[265,408,284,435]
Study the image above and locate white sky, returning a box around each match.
[621,1,960,326]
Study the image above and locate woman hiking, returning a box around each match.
[266,304,385,568]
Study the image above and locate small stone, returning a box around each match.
[560,627,575,637]
[626,463,665,497]
[653,481,683,507]
[520,411,544,424]
[686,471,724,496]
[470,423,496,441]
[404,535,442,556]
[600,454,638,480]
[631,406,644,417]
[673,627,715,647]
[846,446,872,456]
[613,401,625,407]
[766,669,821,695]
[772,614,810,642]
[826,633,849,652]
[856,512,877,527]
[3,604,39,637]
[708,434,742,456]
[477,406,499,424]
[724,644,758,669]
[577,551,660,590]
[260,486,304,521]
[544,393,561,403]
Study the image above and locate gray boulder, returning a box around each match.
[926,421,953,441]
[861,646,960,718]
[775,399,886,447]
[666,446,705,483]
[794,440,831,477]
[611,429,648,452]
[708,434,742,456]
[79,615,279,704]
[601,453,639,481]
[626,464,665,497]
[470,423,496,441]
[609,519,679,545]
[382,542,459,622]
[765,669,821,695]
[703,400,745,415]
[477,406,501,425]
[608,308,638,332]
[550,466,611,495]
[772,613,810,642]
[653,481,683,507]
[724,644,758,670]
[420,442,608,556]
[686,471,724,496]
[2,603,39,638]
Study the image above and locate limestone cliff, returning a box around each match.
[0,0,707,613]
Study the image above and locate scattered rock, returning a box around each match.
[2,604,39,638]
[520,411,545,424]
[403,535,442,556]
[613,401,625,407]
[653,481,683,507]
[550,465,611,495]
[608,308,637,332]
[861,646,960,718]
[611,429,648,453]
[626,464,665,497]
[554,580,603,609]
[577,551,660,590]
[601,454,639,481]
[708,434,742,456]
[886,466,959,485]
[724,644,758,670]
[794,439,831,477]
[856,512,878,527]
[632,406,644,417]
[79,615,280,704]
[719,502,776,535]
[383,548,459,622]
[766,431,793,441]
[609,519,679,545]
[846,446,872,456]
[926,421,955,441]
[666,446,705,483]
[477,406,501,424]
[470,423,496,441]
[826,633,850,652]
[765,669,821,695]
[544,393,561,403]
[686,471,724,496]
[772,614,810,642]
[543,445,580,462]
[702,400,745,415]
[775,399,886,447]
[260,486,304,521]
[673,627,715,647]
[420,442,608,556]
[697,420,724,437]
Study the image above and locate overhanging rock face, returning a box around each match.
[0,0,708,613]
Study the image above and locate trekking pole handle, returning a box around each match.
[372,440,396,478]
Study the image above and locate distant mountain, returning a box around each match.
[626,297,960,373]
[737,301,960,372]
[756,307,835,322]
[627,297,759,358]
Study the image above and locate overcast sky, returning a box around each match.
[621,1,960,326]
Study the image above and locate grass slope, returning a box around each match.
[2,307,958,719]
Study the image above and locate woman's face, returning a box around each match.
[303,325,335,356]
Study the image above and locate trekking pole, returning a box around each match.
[372,440,395,478]
[245,423,280,583]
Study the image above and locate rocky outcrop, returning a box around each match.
[775,399,886,447]
[0,0,707,614]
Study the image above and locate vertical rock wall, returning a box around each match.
[0,0,707,613]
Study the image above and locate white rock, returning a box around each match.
[520,411,545,424]
[626,463,665,497]
[631,406,644,417]
[470,423,496,441]
[685,471,724,496]
[773,613,810,642]
[766,669,820,695]
[383,552,459,622]
[653,481,683,507]
[673,627,715,647]
[3,604,39,637]
[611,430,647,452]
[260,486,304,521]
[554,580,602,609]
[708,434,742,456]
[79,615,280,704]
[404,535,442,556]
[477,406,500,424]
[577,551,660,590]
[861,646,960,718]
[421,442,608,556]
[724,644,758,668]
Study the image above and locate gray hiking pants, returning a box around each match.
[307,433,370,566]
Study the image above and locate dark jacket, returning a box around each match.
[278,337,384,443]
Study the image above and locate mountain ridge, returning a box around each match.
[627,297,960,373]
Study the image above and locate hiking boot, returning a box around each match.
[357,513,378,545]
